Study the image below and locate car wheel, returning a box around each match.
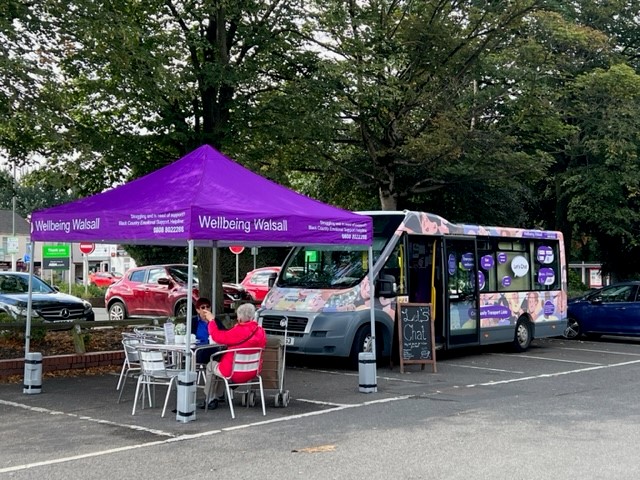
[563,317,582,339]
[108,301,126,321]
[513,318,532,352]
[175,301,187,318]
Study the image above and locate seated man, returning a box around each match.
[199,302,266,410]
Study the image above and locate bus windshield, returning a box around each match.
[278,213,405,289]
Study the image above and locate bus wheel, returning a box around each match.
[513,319,531,352]
[563,317,582,339]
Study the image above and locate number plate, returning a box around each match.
[285,337,294,346]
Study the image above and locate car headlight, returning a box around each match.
[4,304,41,320]
[4,304,23,320]
[82,300,92,313]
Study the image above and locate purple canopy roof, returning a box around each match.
[30,145,372,247]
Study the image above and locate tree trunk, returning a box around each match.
[196,246,224,315]
[379,188,398,211]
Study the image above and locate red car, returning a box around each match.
[88,271,118,288]
[105,264,250,321]
[240,267,281,304]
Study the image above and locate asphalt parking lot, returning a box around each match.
[2,335,640,478]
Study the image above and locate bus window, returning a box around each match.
[532,241,560,291]
[477,239,497,292]
[382,243,405,295]
[496,241,531,292]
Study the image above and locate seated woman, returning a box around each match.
[199,302,266,410]
[191,298,226,365]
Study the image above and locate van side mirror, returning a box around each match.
[375,274,396,298]
[157,277,172,286]
[267,272,278,288]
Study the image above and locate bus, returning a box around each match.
[257,211,568,366]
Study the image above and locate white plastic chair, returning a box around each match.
[132,348,181,417]
[205,347,266,419]
[116,335,142,402]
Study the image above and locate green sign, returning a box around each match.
[43,244,71,258]
[7,236,19,254]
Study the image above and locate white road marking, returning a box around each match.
[491,353,602,366]
[446,363,524,374]
[466,358,640,388]
[556,346,640,356]
[0,395,409,474]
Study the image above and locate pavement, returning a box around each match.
[4,337,640,478]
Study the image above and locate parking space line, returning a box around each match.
[557,346,640,357]
[491,353,602,366]
[0,399,176,437]
[446,363,524,374]
[467,358,640,388]
[0,395,409,474]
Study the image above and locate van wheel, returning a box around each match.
[513,319,531,352]
[349,325,382,369]
[108,301,126,321]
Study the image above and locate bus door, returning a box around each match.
[444,238,480,348]
[406,236,444,343]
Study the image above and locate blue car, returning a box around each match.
[564,282,640,339]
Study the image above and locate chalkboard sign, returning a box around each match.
[396,303,436,373]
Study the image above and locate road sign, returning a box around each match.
[7,237,19,254]
[23,254,31,263]
[229,246,245,255]
[43,244,70,258]
[79,242,95,254]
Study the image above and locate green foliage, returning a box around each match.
[53,283,107,299]
[0,314,46,342]
[568,269,588,293]
[4,0,640,282]
[123,245,188,267]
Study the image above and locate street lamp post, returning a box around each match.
[11,162,17,271]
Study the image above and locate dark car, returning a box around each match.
[0,272,95,322]
[564,281,640,339]
[105,264,250,321]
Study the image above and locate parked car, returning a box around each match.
[88,271,118,288]
[240,266,281,304]
[564,281,640,339]
[0,272,95,322]
[105,264,250,321]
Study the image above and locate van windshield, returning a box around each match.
[278,213,404,289]
[278,247,367,289]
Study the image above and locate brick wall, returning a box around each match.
[0,351,124,379]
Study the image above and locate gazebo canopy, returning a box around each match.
[30,145,372,247]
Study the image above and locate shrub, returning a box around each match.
[53,283,107,299]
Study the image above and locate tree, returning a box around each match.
[562,64,640,278]
[8,0,312,311]
[245,0,554,219]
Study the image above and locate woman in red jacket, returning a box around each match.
[199,302,266,410]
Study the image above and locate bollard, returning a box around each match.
[23,352,43,395]
[176,371,197,423]
[358,351,377,393]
